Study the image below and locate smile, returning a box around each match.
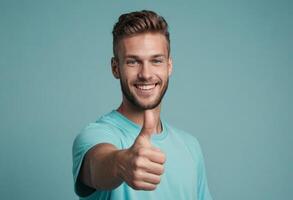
[134,83,158,91]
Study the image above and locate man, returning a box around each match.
[72,10,212,200]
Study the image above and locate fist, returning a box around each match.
[119,110,166,190]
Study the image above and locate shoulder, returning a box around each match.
[75,121,114,140]
[73,116,122,150]
[75,111,121,139]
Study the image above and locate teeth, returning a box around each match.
[136,84,156,90]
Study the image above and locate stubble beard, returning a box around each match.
[120,79,169,110]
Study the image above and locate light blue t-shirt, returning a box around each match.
[72,110,212,200]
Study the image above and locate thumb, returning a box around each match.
[136,110,159,145]
[142,109,158,137]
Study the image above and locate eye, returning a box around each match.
[126,59,138,66]
[152,59,164,65]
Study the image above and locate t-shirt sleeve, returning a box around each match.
[72,122,121,197]
[193,138,213,200]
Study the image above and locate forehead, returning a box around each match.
[117,33,168,59]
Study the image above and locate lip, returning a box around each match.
[134,83,159,96]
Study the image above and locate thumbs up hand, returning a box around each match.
[116,110,166,191]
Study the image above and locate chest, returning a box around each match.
[153,137,198,198]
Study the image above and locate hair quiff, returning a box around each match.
[112,10,170,58]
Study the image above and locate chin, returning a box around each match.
[134,99,161,110]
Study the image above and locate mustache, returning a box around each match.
[133,78,160,85]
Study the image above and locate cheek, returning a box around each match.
[122,70,138,82]
[120,73,134,87]
[159,70,170,81]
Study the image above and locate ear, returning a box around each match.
[111,57,120,79]
[167,57,173,77]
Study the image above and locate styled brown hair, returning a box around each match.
[112,10,170,58]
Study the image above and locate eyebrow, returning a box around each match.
[125,54,167,59]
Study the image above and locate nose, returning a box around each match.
[138,62,152,80]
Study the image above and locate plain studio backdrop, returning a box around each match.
[0,0,292,199]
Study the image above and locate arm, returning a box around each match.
[76,111,166,196]
[78,143,125,191]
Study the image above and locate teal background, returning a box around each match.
[0,0,292,199]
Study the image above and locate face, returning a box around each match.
[112,33,172,110]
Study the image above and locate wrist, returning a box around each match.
[113,149,129,182]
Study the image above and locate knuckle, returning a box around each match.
[132,157,138,167]
[133,170,141,180]
[133,157,143,168]
[137,147,145,157]
[131,181,140,190]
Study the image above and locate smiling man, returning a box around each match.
[72,10,212,200]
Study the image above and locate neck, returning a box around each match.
[116,98,162,133]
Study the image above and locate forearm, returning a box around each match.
[80,143,126,190]
[79,129,166,192]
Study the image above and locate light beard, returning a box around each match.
[120,79,169,110]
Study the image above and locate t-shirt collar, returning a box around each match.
[108,110,168,141]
